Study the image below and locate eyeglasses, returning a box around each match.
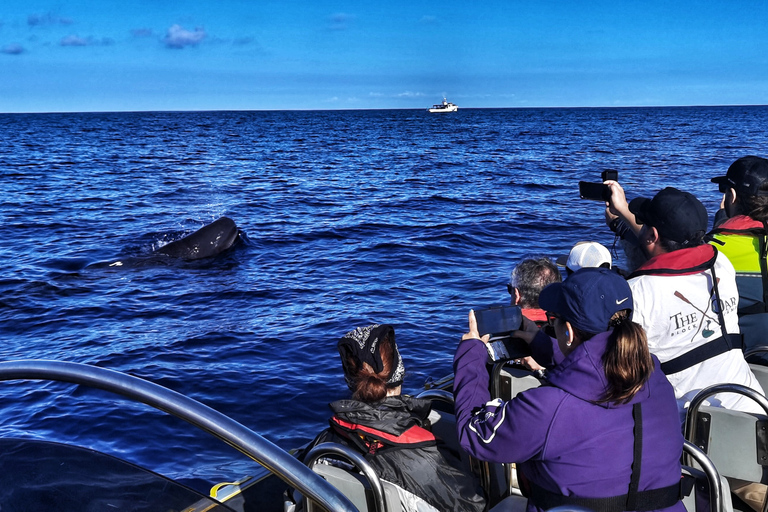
[507,283,516,297]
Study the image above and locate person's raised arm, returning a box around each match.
[605,180,642,236]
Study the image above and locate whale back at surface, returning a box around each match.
[156,217,240,260]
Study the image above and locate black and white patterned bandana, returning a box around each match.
[337,324,405,390]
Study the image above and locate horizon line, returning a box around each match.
[2,103,767,115]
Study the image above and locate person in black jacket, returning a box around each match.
[303,324,486,512]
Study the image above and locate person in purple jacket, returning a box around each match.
[454,267,685,512]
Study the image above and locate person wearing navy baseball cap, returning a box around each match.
[538,266,632,340]
[453,266,686,512]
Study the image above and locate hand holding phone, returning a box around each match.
[474,305,522,337]
[579,170,619,201]
[579,181,611,201]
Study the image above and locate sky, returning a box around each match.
[1,1,767,113]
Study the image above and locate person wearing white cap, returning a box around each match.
[557,241,612,275]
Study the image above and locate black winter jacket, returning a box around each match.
[304,395,486,512]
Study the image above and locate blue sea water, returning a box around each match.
[1,106,768,489]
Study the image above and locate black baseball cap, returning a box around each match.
[628,187,708,245]
[711,156,768,197]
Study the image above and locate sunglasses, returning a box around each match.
[716,178,735,194]
[507,283,516,297]
[546,312,561,326]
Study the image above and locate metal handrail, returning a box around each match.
[415,388,454,404]
[684,383,768,512]
[304,442,388,512]
[684,382,768,444]
[0,360,357,512]
[683,441,725,512]
[744,346,768,361]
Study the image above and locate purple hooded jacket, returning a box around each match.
[454,331,685,512]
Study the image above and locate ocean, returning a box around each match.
[1,106,768,490]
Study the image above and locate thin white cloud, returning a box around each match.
[164,24,206,49]
[397,91,426,98]
[2,44,25,55]
[419,15,438,24]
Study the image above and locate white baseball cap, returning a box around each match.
[556,242,612,274]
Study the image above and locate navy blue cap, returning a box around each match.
[628,187,708,245]
[711,156,768,197]
[539,267,632,335]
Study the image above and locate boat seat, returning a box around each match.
[685,384,768,512]
[417,389,481,486]
[480,363,545,507]
[416,389,457,452]
[682,441,733,512]
[492,364,543,401]
[301,441,442,512]
[310,463,402,512]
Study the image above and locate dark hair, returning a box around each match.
[566,310,652,404]
[601,310,653,404]
[736,185,768,222]
[511,257,562,309]
[657,234,704,253]
[345,332,396,402]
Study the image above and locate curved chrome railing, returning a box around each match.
[415,388,454,404]
[684,382,768,443]
[304,442,388,512]
[683,441,725,512]
[744,346,768,361]
[0,360,357,512]
[684,383,768,512]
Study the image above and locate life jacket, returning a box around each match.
[628,245,743,375]
[522,308,548,327]
[627,244,717,279]
[710,215,768,315]
[527,403,685,512]
[329,416,436,456]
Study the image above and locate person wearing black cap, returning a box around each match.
[616,187,763,421]
[454,268,684,512]
[300,324,486,512]
[709,156,768,360]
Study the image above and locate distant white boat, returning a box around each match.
[427,98,458,113]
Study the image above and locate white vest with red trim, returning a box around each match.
[628,245,763,419]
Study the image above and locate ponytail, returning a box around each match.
[346,333,396,402]
[601,310,653,405]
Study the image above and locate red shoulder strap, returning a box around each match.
[331,416,436,448]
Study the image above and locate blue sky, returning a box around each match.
[1,1,767,112]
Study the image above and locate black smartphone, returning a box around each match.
[579,181,611,201]
[474,305,522,337]
[601,170,618,182]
